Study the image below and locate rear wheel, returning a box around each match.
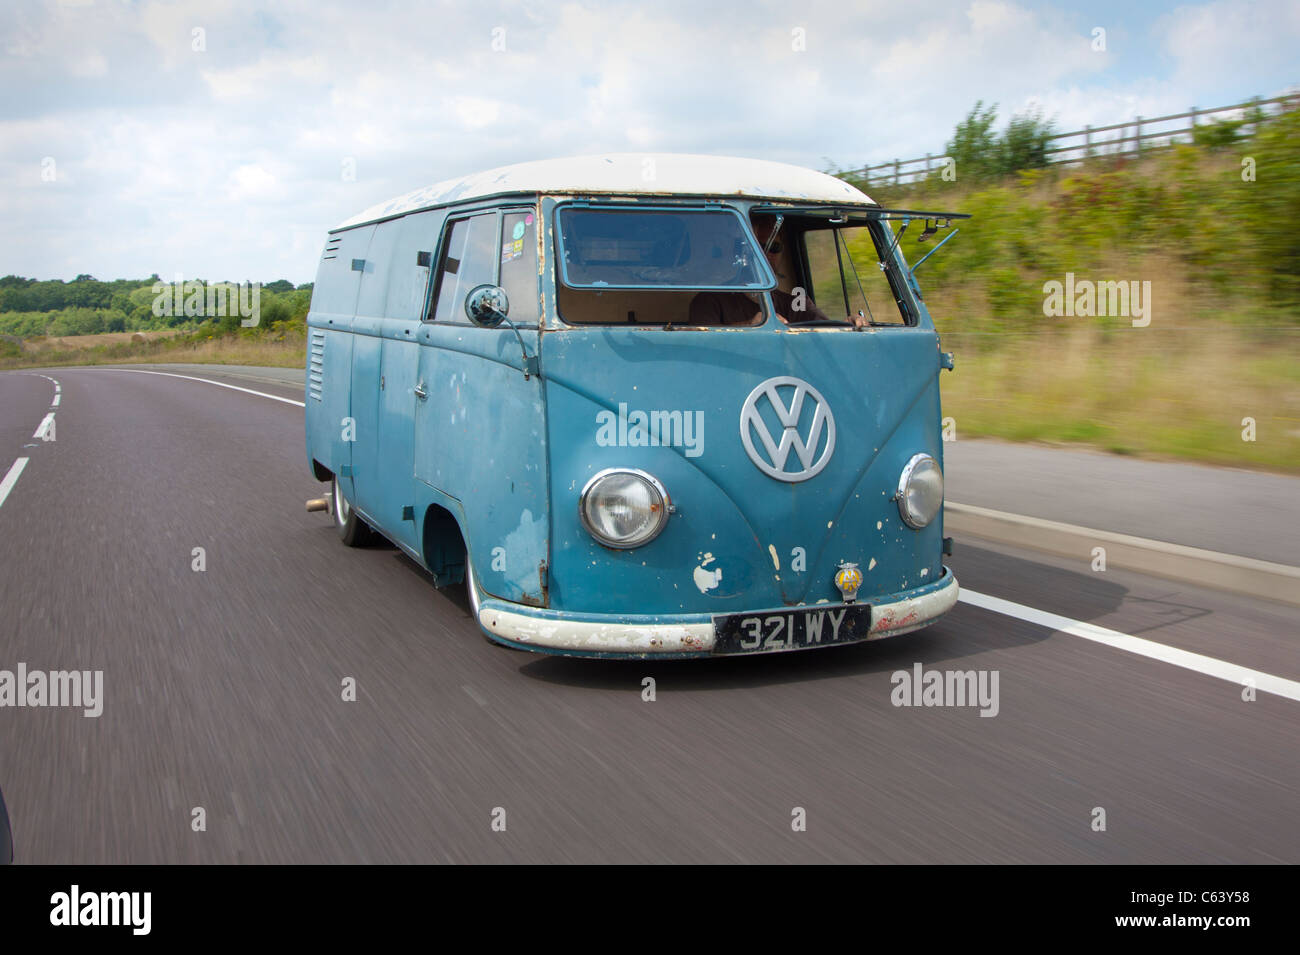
[331,476,373,546]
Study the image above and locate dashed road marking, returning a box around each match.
[0,457,29,510]
[33,412,55,440]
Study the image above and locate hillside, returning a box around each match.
[838,104,1300,472]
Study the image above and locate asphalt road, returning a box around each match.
[1,365,1296,863]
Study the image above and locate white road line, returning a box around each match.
[106,368,305,407]
[0,457,29,509]
[959,588,1300,702]
[33,413,55,440]
[51,393,61,406]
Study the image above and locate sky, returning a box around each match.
[2,0,1297,284]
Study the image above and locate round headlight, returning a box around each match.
[579,469,671,549]
[896,453,943,529]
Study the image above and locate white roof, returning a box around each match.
[335,153,875,229]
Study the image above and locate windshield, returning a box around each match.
[556,206,776,290]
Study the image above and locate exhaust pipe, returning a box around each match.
[305,497,330,513]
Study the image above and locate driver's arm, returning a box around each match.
[775,289,834,324]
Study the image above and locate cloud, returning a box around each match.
[1159,0,1300,100]
[0,0,1295,282]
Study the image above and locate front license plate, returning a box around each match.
[712,604,872,654]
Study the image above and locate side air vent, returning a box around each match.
[309,330,325,401]
[322,236,342,260]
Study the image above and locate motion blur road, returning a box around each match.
[1,365,1296,863]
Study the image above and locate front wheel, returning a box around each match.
[331,476,373,546]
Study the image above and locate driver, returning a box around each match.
[688,213,840,326]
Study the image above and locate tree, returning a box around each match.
[942,101,1057,182]
[1192,117,1245,149]
[260,299,290,326]
[945,101,1002,182]
[1001,108,1055,172]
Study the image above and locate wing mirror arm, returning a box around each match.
[464,284,540,380]
[908,227,959,279]
[501,317,539,380]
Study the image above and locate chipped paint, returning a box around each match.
[694,554,722,593]
[868,557,877,571]
[501,508,548,603]
[876,521,883,530]
[768,544,780,571]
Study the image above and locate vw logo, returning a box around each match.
[739,376,836,482]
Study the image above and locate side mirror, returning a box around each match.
[464,284,510,328]
[462,283,539,380]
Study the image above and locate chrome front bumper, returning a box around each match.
[474,567,959,658]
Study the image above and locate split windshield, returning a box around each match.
[556,207,774,290]
[554,205,915,328]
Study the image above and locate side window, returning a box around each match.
[499,210,539,324]
[431,213,497,323]
[429,208,540,324]
[802,225,911,325]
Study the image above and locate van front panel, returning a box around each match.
[540,323,945,616]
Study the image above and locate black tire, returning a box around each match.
[331,476,373,546]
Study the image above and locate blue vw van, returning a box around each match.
[305,154,962,657]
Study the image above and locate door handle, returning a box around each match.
[414,382,428,400]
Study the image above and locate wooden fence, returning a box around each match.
[846,92,1300,188]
